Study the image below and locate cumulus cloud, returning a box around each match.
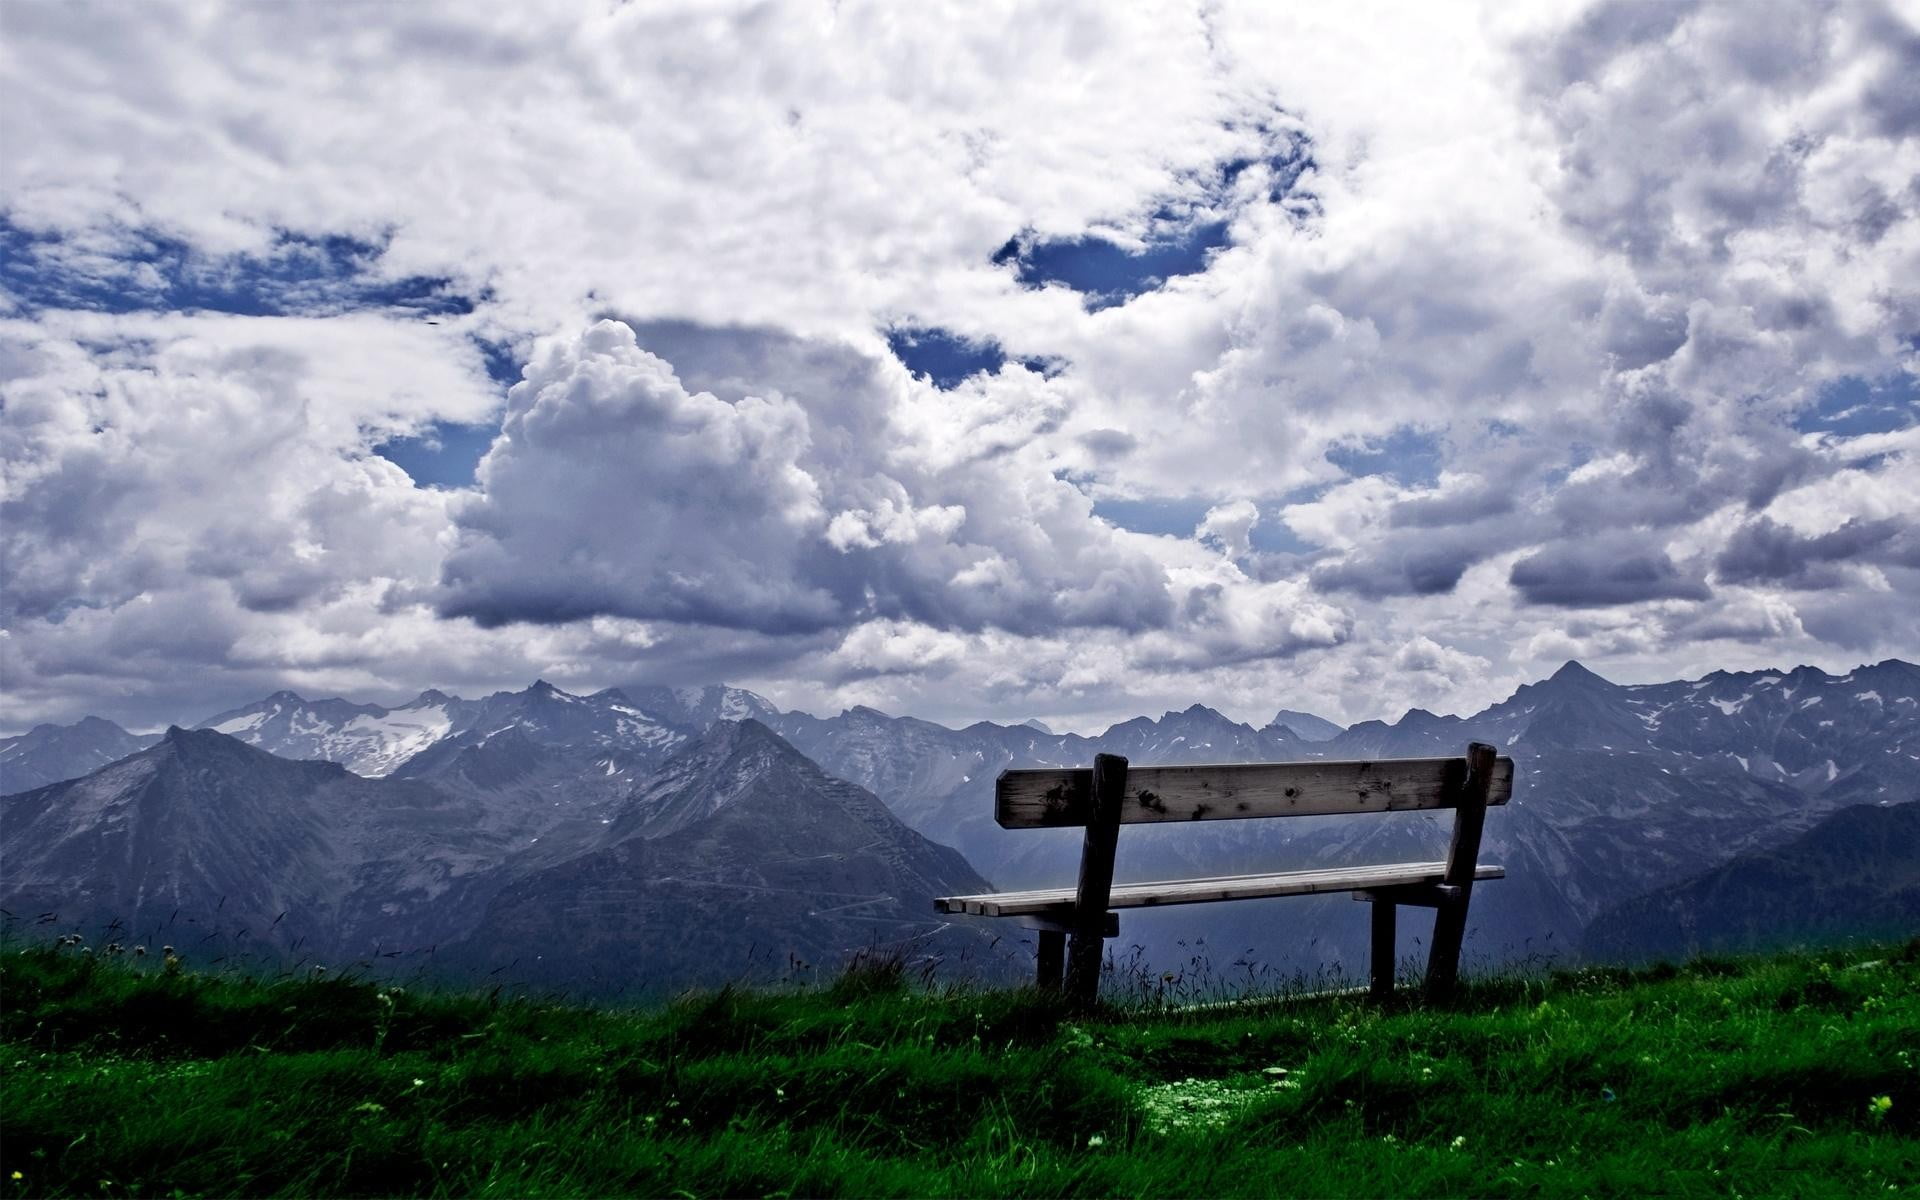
[1196,500,1259,559]
[437,319,1347,662]
[3,0,1918,734]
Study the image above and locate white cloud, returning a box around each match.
[3,0,1917,734]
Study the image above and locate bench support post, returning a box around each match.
[1036,929,1065,990]
[1426,741,1497,1002]
[1065,753,1127,1006]
[1369,899,1397,1001]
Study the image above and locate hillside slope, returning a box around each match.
[3,937,1913,1198]
[1584,801,1920,960]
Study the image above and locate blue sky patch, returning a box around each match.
[373,421,498,488]
[995,221,1230,311]
[1248,518,1318,557]
[886,326,1008,389]
[0,214,476,319]
[1793,374,1918,437]
[991,129,1316,312]
[1092,495,1317,557]
[473,336,525,390]
[1092,495,1216,538]
[1325,426,1445,486]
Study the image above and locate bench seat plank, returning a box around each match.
[996,756,1514,829]
[936,861,1504,917]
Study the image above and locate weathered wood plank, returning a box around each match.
[1066,753,1127,1005]
[995,755,1515,829]
[1427,741,1498,1003]
[935,862,1504,918]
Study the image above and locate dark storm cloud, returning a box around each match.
[1715,515,1915,586]
[1510,535,1712,608]
[1309,537,1485,599]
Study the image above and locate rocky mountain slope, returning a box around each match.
[1582,800,1920,961]
[1,720,995,992]
[0,728,509,956]
[9,658,1912,981]
[445,720,998,991]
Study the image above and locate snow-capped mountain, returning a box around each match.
[190,680,780,783]
[615,682,783,730]
[9,659,1911,982]
[197,690,463,777]
[0,717,158,793]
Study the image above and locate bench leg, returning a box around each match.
[1369,900,1396,1001]
[1425,888,1471,1003]
[1036,929,1065,990]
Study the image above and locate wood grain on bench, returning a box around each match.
[995,755,1515,828]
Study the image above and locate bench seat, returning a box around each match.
[937,861,1504,918]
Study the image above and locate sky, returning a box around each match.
[2,0,1918,736]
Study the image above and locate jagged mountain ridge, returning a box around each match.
[10,659,1913,977]
[0,727,510,955]
[192,681,775,781]
[761,658,1918,972]
[0,720,997,992]
[0,717,159,794]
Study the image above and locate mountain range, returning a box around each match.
[0,716,158,794]
[0,718,991,992]
[2,658,1914,985]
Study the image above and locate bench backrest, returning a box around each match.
[995,754,1515,829]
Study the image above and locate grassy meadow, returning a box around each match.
[1,935,1915,1198]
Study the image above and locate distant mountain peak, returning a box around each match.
[1548,660,1613,686]
[1266,709,1343,742]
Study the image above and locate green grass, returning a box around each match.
[2,938,1915,1197]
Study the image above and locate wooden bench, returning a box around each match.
[935,742,1513,1004]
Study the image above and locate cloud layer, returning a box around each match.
[2,0,1916,734]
